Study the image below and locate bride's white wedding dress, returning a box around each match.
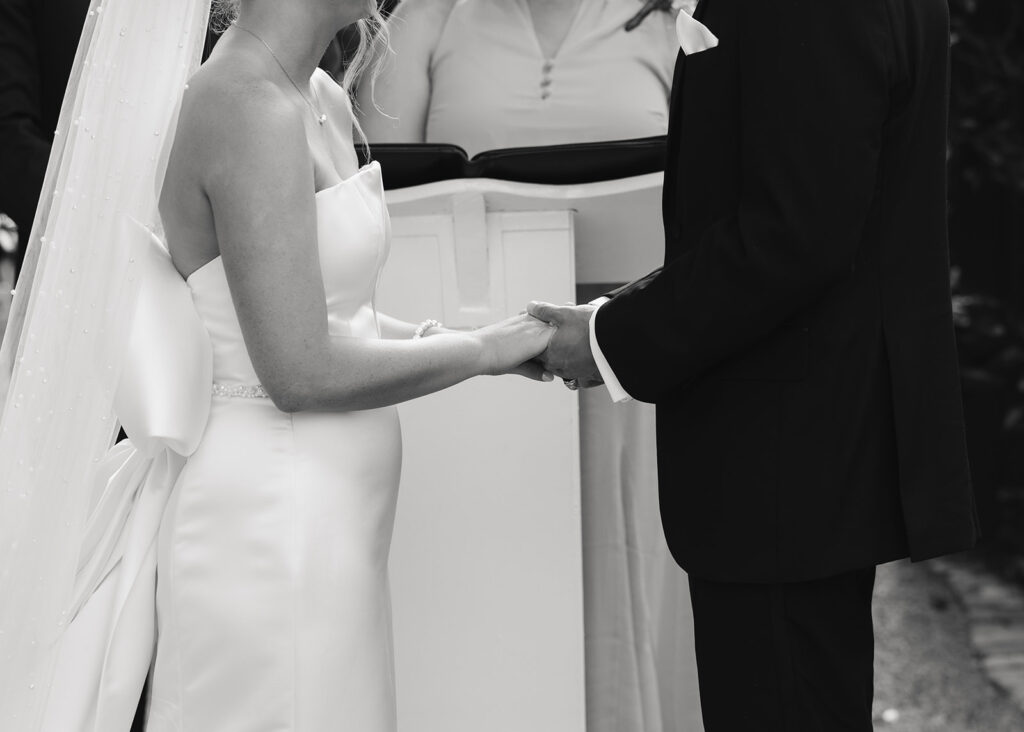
[145,161,402,731]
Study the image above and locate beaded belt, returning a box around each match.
[212,383,270,399]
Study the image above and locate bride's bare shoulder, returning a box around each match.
[172,59,308,182]
[179,59,303,151]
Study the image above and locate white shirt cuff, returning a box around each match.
[588,298,633,403]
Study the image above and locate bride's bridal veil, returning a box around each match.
[0,0,210,726]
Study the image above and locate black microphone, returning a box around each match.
[624,0,673,32]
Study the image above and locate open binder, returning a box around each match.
[359,136,668,189]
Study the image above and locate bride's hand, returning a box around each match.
[471,313,556,381]
[507,358,555,382]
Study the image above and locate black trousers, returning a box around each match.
[688,567,876,732]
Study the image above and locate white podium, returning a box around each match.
[377,173,664,732]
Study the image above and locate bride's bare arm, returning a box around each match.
[191,78,551,413]
[375,314,430,340]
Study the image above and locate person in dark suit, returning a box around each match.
[530,0,979,729]
[0,0,90,273]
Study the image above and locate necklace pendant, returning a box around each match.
[318,114,327,126]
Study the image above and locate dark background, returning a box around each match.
[945,0,1024,577]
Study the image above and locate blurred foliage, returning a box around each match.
[952,265,1024,561]
[949,0,1024,195]
[947,1,1024,563]
[952,267,1024,426]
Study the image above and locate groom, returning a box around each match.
[531,0,979,729]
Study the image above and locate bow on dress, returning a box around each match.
[40,219,213,732]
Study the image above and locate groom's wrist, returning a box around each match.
[587,302,633,403]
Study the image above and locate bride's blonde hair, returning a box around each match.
[210,0,389,151]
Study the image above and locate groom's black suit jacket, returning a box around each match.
[597,0,979,583]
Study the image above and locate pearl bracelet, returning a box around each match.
[413,318,443,339]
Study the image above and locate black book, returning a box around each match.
[357,136,668,190]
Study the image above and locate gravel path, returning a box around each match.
[873,559,1024,731]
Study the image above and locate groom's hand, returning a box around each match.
[527,302,604,388]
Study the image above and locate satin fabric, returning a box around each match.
[41,220,213,732]
[0,1,211,724]
[146,161,402,731]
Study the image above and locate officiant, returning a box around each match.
[356,2,701,730]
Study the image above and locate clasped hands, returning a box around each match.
[526,301,605,390]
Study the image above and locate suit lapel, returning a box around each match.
[664,49,685,240]
[668,0,713,113]
[664,0,713,241]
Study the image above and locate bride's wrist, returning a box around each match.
[463,328,496,376]
[418,329,488,376]
[434,325,472,336]
[421,322,477,338]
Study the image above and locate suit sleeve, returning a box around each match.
[596,0,893,403]
[601,269,662,302]
[0,0,50,236]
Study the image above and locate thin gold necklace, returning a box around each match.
[232,22,328,126]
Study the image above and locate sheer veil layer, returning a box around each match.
[0,0,210,728]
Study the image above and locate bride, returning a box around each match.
[0,0,553,729]
[153,0,559,728]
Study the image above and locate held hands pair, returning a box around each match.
[464,302,604,389]
[528,302,605,390]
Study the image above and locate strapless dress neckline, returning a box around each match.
[182,158,389,392]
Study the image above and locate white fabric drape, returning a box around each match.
[580,390,704,732]
[0,1,210,728]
